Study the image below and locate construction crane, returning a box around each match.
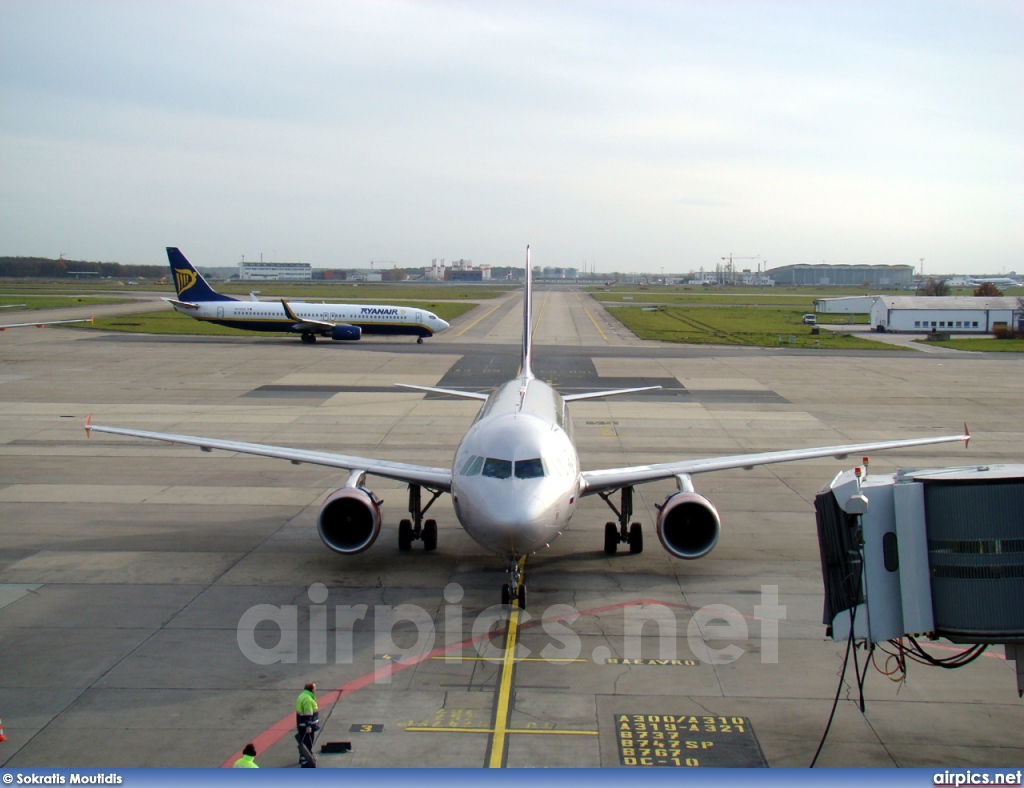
[719,254,761,285]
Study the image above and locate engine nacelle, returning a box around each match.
[317,487,381,554]
[656,491,721,560]
[331,324,362,341]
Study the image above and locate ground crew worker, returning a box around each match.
[232,743,259,768]
[295,682,319,768]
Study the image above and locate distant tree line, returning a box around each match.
[0,257,164,279]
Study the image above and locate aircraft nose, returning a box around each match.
[437,317,450,331]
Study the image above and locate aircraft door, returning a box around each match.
[217,306,224,319]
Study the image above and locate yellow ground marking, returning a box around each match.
[576,292,608,341]
[488,605,520,767]
[533,290,550,335]
[409,557,600,765]
[456,303,503,337]
[406,726,598,736]
[430,656,587,663]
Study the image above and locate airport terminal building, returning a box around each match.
[239,261,312,281]
[769,263,913,287]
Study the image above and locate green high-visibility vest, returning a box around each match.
[232,754,258,768]
[296,689,318,715]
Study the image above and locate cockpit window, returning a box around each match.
[460,455,485,476]
[514,458,545,479]
[481,457,512,479]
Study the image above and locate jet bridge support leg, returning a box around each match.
[599,486,643,555]
[398,484,442,551]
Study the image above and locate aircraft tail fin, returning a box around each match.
[521,246,534,378]
[166,248,236,303]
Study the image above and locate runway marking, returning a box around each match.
[533,289,550,335]
[407,726,598,736]
[486,605,520,767]
[430,655,587,663]
[456,302,504,337]
[576,292,609,341]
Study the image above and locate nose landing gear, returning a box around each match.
[501,556,527,608]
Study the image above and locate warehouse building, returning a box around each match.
[768,263,913,287]
[813,296,878,314]
[869,296,1021,333]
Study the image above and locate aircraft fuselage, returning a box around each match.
[170,299,446,338]
[451,375,580,558]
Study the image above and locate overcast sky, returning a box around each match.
[1,1,1020,274]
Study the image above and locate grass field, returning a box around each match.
[83,300,478,336]
[607,305,899,349]
[912,337,1024,353]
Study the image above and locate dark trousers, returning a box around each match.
[297,726,316,767]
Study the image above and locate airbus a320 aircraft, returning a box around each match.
[165,248,449,344]
[87,248,968,606]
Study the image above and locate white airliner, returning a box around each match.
[86,248,969,606]
[165,248,449,344]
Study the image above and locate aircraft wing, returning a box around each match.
[0,315,94,327]
[85,419,452,490]
[395,383,490,401]
[563,386,662,402]
[281,299,335,330]
[579,429,970,496]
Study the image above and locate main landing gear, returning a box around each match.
[599,485,644,555]
[501,557,527,609]
[300,333,317,344]
[398,484,443,551]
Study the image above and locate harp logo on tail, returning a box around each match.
[174,267,197,295]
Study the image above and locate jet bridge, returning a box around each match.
[815,463,1024,695]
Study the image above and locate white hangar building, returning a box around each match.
[814,296,878,314]
[870,296,1021,333]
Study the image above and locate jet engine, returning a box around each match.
[656,491,721,559]
[317,487,381,553]
[331,325,362,341]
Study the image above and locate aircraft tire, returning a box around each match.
[628,522,643,554]
[517,584,527,609]
[301,333,316,344]
[604,522,618,554]
[417,337,424,344]
[398,519,413,551]
[501,584,511,606]
[423,519,437,551]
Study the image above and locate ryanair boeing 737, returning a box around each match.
[87,248,968,606]
[165,248,449,343]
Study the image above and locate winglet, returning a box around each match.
[281,299,300,322]
[963,423,970,447]
[85,414,92,438]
